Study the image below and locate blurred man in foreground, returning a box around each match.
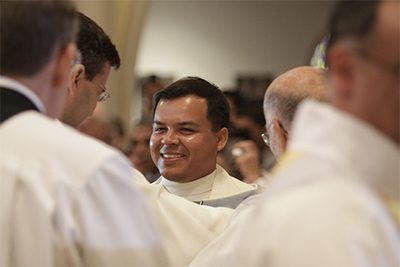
[0,2,166,266]
[191,1,399,266]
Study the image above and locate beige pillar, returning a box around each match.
[75,0,150,132]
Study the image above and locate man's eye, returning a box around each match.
[153,127,166,133]
[181,128,194,134]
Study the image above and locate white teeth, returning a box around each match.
[162,153,184,159]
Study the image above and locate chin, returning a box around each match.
[162,172,185,182]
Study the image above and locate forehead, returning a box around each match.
[154,95,210,124]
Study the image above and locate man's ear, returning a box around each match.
[327,44,355,104]
[273,119,288,154]
[68,63,85,90]
[52,42,77,91]
[216,127,229,152]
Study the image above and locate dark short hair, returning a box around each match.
[0,1,78,76]
[77,12,120,80]
[153,77,230,132]
[327,0,379,54]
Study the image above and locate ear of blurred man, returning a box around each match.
[53,43,77,93]
[270,118,288,159]
[61,63,86,125]
[327,43,357,111]
[45,42,77,119]
[67,63,85,98]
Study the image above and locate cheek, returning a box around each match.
[185,135,218,155]
[79,88,97,109]
[88,98,97,112]
[269,135,281,159]
[270,145,279,159]
[183,135,203,148]
[137,144,149,153]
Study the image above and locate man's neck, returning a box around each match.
[160,169,217,201]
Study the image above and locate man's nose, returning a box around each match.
[161,130,179,145]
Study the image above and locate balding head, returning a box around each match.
[264,66,327,130]
[263,66,327,159]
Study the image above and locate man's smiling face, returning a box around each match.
[150,95,225,183]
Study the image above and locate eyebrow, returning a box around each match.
[153,120,198,127]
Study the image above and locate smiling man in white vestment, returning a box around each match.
[151,77,258,208]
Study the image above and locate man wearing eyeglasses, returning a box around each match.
[0,2,168,266]
[262,66,327,160]
[60,12,119,127]
[230,66,326,187]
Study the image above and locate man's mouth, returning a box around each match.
[161,152,185,159]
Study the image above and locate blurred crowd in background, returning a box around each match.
[79,73,279,183]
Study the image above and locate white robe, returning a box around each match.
[154,165,259,208]
[136,180,234,267]
[0,112,168,266]
[190,101,400,267]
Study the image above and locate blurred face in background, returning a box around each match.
[129,124,158,175]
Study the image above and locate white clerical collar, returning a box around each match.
[0,75,46,114]
[160,168,217,202]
